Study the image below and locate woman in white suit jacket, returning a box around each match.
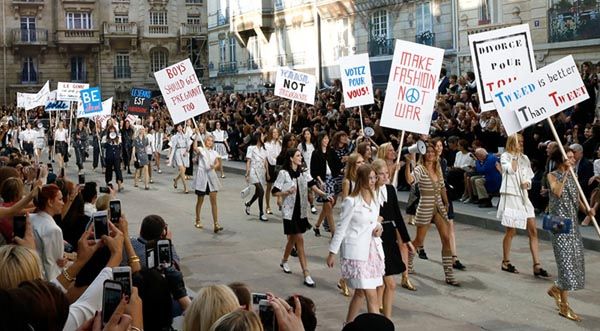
[498,134,549,278]
[327,165,384,323]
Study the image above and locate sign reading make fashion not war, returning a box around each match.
[274,68,316,105]
[492,55,589,135]
[80,87,102,115]
[469,24,536,113]
[57,82,90,102]
[128,88,151,116]
[45,90,70,111]
[380,39,445,134]
[154,58,209,124]
[339,53,374,108]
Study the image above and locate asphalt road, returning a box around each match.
[70,156,600,331]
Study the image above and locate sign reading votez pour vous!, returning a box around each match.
[339,53,374,108]
[57,82,90,102]
[492,56,589,135]
[154,58,209,124]
[380,40,445,134]
[274,68,316,105]
[128,88,151,116]
[469,24,536,113]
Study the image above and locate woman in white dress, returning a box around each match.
[54,121,68,175]
[498,134,549,278]
[299,128,317,214]
[192,134,223,233]
[244,132,269,221]
[212,121,230,178]
[169,124,191,194]
[264,127,282,215]
[34,122,45,165]
[327,164,384,323]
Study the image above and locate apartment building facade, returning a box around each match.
[0,0,208,104]
[207,0,599,93]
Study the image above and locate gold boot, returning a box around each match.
[194,220,203,229]
[559,303,581,322]
[337,278,350,297]
[213,221,224,233]
[547,285,561,310]
[401,275,417,291]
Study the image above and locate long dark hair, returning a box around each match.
[277,133,297,165]
[316,131,329,153]
[249,131,264,149]
[300,128,312,153]
[282,148,300,174]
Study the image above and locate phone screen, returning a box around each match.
[252,293,268,305]
[158,241,172,268]
[259,300,277,331]
[78,174,85,185]
[146,247,156,269]
[102,281,123,325]
[13,215,26,239]
[112,269,131,297]
[94,213,109,240]
[109,201,121,223]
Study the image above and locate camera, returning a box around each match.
[93,211,109,241]
[259,299,278,331]
[102,280,123,325]
[13,215,26,239]
[112,266,132,297]
[109,200,121,223]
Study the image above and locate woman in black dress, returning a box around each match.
[121,120,134,174]
[373,159,416,318]
[272,148,329,288]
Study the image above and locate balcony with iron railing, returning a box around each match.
[246,58,262,70]
[218,61,238,74]
[277,54,287,66]
[291,52,305,66]
[11,28,48,46]
[114,66,131,79]
[208,8,229,29]
[548,1,600,43]
[103,22,138,37]
[275,0,312,11]
[56,29,100,44]
[415,31,435,46]
[368,38,394,57]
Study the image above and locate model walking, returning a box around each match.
[132,127,151,190]
[244,132,269,221]
[54,121,68,175]
[265,128,282,215]
[212,121,230,178]
[192,134,223,233]
[102,125,124,191]
[169,124,191,194]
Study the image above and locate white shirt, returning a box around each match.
[20,129,36,143]
[454,151,475,170]
[31,211,64,280]
[594,159,600,177]
[264,141,282,166]
[146,133,156,154]
[55,128,68,142]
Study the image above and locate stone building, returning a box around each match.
[207,0,599,92]
[0,0,208,104]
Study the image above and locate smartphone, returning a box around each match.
[78,174,85,185]
[252,293,268,305]
[47,163,53,173]
[99,186,110,194]
[157,239,172,269]
[102,280,123,325]
[109,200,121,223]
[146,246,156,269]
[13,215,26,239]
[258,299,277,331]
[112,266,132,297]
[93,211,109,241]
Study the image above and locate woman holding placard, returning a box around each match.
[192,134,223,233]
[498,134,549,278]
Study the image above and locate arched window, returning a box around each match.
[150,48,168,73]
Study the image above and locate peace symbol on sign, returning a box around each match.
[405,88,420,104]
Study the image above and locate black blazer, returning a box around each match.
[310,149,344,181]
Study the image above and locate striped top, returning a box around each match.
[412,164,448,224]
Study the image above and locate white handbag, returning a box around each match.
[240,185,254,199]
[500,158,529,230]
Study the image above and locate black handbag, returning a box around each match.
[542,214,572,234]
[134,160,141,169]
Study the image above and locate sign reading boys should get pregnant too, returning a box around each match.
[380,39,444,134]
[339,54,374,108]
[154,58,209,124]
[274,68,316,105]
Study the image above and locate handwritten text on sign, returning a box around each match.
[154,58,209,124]
[274,68,316,105]
[80,87,102,114]
[380,40,444,134]
[57,82,90,102]
[492,55,589,132]
[128,88,151,116]
[339,53,374,108]
[468,24,536,112]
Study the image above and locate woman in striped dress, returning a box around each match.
[404,143,459,286]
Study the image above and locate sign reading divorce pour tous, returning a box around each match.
[380,39,444,134]
[274,68,316,105]
[339,53,374,108]
[492,55,589,134]
[154,58,209,124]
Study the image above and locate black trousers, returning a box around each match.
[22,142,34,158]
[105,157,123,184]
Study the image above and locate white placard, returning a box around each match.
[57,82,90,102]
[380,40,445,134]
[339,54,374,108]
[469,24,536,113]
[492,56,589,134]
[77,97,113,118]
[45,90,70,112]
[17,92,36,109]
[274,68,316,105]
[24,81,50,110]
[154,58,209,124]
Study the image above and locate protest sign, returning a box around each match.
[17,92,36,109]
[274,68,316,105]
[45,90,70,112]
[469,24,536,113]
[24,81,50,111]
[380,40,445,134]
[128,88,151,116]
[77,96,112,119]
[154,58,209,124]
[339,54,374,108]
[492,56,589,134]
[80,87,102,115]
[57,82,89,102]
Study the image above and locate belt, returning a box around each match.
[381,220,396,225]
[215,141,225,143]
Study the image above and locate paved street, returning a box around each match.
[73,157,600,331]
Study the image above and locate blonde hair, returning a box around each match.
[0,245,42,289]
[344,153,364,182]
[184,285,240,331]
[418,143,443,179]
[95,194,110,211]
[209,310,263,331]
[377,142,393,160]
[505,134,522,155]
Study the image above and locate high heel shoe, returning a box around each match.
[213,222,224,233]
[534,263,550,278]
[313,227,321,237]
[401,275,417,291]
[194,220,203,229]
[337,278,350,296]
[266,207,273,215]
[173,179,177,189]
[559,302,581,322]
[547,285,562,310]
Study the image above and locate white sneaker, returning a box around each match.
[311,206,317,214]
[260,214,268,222]
[304,275,315,287]
[280,262,292,274]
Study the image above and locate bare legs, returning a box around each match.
[196,192,220,231]
[345,289,379,323]
[173,165,188,193]
[266,182,273,212]
[315,201,335,234]
[502,218,542,271]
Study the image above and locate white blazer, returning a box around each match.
[500,152,534,195]
[329,195,383,261]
